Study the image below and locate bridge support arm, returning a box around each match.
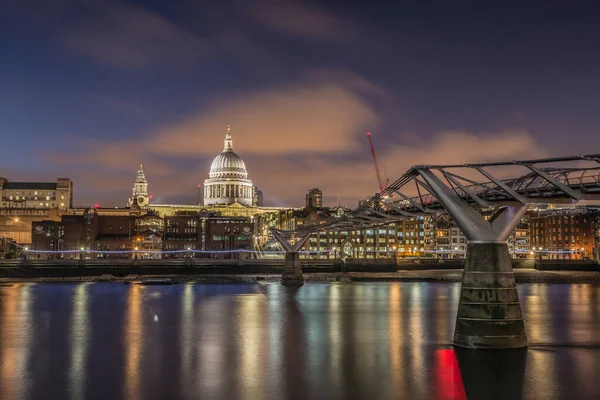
[416,168,528,349]
[271,229,311,286]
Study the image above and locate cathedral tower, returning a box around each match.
[127,165,149,207]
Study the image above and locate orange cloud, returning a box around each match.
[243,129,548,206]
[148,75,380,156]
[42,68,549,208]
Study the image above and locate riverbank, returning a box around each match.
[1,269,599,284]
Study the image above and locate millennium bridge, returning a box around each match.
[271,153,600,350]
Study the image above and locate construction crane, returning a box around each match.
[366,131,389,192]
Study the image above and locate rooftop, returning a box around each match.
[2,182,58,190]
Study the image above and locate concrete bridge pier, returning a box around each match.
[417,169,529,349]
[282,252,304,286]
[456,241,527,348]
[271,229,311,287]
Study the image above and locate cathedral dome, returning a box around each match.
[210,152,247,176]
[208,126,248,179]
[203,126,254,207]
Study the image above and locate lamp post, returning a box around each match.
[232,227,239,259]
[221,227,229,260]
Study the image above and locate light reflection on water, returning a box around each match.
[0,282,599,400]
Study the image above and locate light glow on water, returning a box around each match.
[0,282,599,400]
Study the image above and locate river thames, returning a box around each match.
[0,282,599,400]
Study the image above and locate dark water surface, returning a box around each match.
[0,282,599,400]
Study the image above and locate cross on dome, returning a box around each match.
[224,125,234,152]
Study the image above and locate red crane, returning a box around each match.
[366,131,389,192]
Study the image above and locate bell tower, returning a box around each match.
[127,164,149,207]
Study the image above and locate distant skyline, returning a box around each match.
[2,0,600,207]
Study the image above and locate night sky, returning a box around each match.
[1,0,599,207]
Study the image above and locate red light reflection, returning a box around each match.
[434,349,466,400]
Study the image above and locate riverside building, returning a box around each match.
[0,177,73,244]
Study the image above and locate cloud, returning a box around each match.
[61,1,209,69]
[148,75,380,156]
[42,69,381,205]
[244,0,356,42]
[241,129,548,206]
[381,129,548,176]
[46,113,547,207]
[38,55,547,208]
[7,0,362,73]
[53,69,381,163]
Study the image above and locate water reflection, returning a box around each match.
[0,282,599,400]
[0,284,33,400]
[123,284,142,400]
[179,283,195,395]
[69,283,90,400]
[456,348,527,400]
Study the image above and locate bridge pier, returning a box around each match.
[271,229,311,287]
[455,242,526,348]
[282,252,304,286]
[417,169,528,349]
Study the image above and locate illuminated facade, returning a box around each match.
[0,177,73,244]
[127,165,149,208]
[306,188,323,207]
[530,207,598,260]
[203,126,254,207]
[0,177,72,210]
[142,125,278,219]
